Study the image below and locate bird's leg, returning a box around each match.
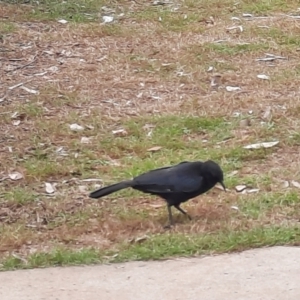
[164,205,174,229]
[174,204,192,220]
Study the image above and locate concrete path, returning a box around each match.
[1,246,300,300]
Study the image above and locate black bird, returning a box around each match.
[89,160,226,227]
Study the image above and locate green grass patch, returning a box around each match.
[255,27,300,48]
[132,8,205,32]
[1,247,104,271]
[1,225,299,270]
[202,42,270,56]
[237,191,300,219]
[22,158,71,181]
[19,0,107,22]
[241,0,297,14]
[2,187,38,205]
[114,226,300,262]
[0,21,16,35]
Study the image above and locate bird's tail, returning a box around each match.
[89,180,133,199]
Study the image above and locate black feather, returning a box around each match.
[89,160,225,227]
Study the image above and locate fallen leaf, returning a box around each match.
[226,86,241,92]
[9,82,27,90]
[58,19,68,24]
[153,0,167,5]
[81,137,91,144]
[243,13,253,18]
[134,235,149,244]
[56,147,68,156]
[11,112,26,120]
[231,206,239,211]
[12,120,21,126]
[214,39,227,43]
[20,86,39,94]
[265,53,286,59]
[291,181,300,189]
[288,15,300,19]
[102,16,114,23]
[281,180,289,188]
[69,124,84,131]
[147,146,162,152]
[11,111,19,119]
[43,50,54,55]
[48,66,59,72]
[256,57,276,62]
[147,130,153,137]
[257,74,270,80]
[226,25,243,32]
[81,178,103,182]
[235,185,247,192]
[45,182,55,194]
[207,66,214,72]
[256,54,286,62]
[244,141,279,149]
[112,129,128,137]
[8,172,23,181]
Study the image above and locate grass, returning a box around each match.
[1,225,299,270]
[0,21,16,35]
[2,187,38,205]
[202,43,271,56]
[1,0,300,271]
[3,0,109,22]
[241,0,296,14]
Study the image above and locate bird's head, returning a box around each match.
[203,160,226,191]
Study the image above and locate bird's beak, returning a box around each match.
[220,181,226,192]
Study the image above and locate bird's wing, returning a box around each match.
[138,161,190,176]
[175,175,203,192]
[134,169,203,194]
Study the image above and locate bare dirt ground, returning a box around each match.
[1,0,300,270]
[1,2,300,298]
[1,246,300,300]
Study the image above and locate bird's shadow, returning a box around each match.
[157,203,231,229]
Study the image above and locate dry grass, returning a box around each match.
[1,0,300,269]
